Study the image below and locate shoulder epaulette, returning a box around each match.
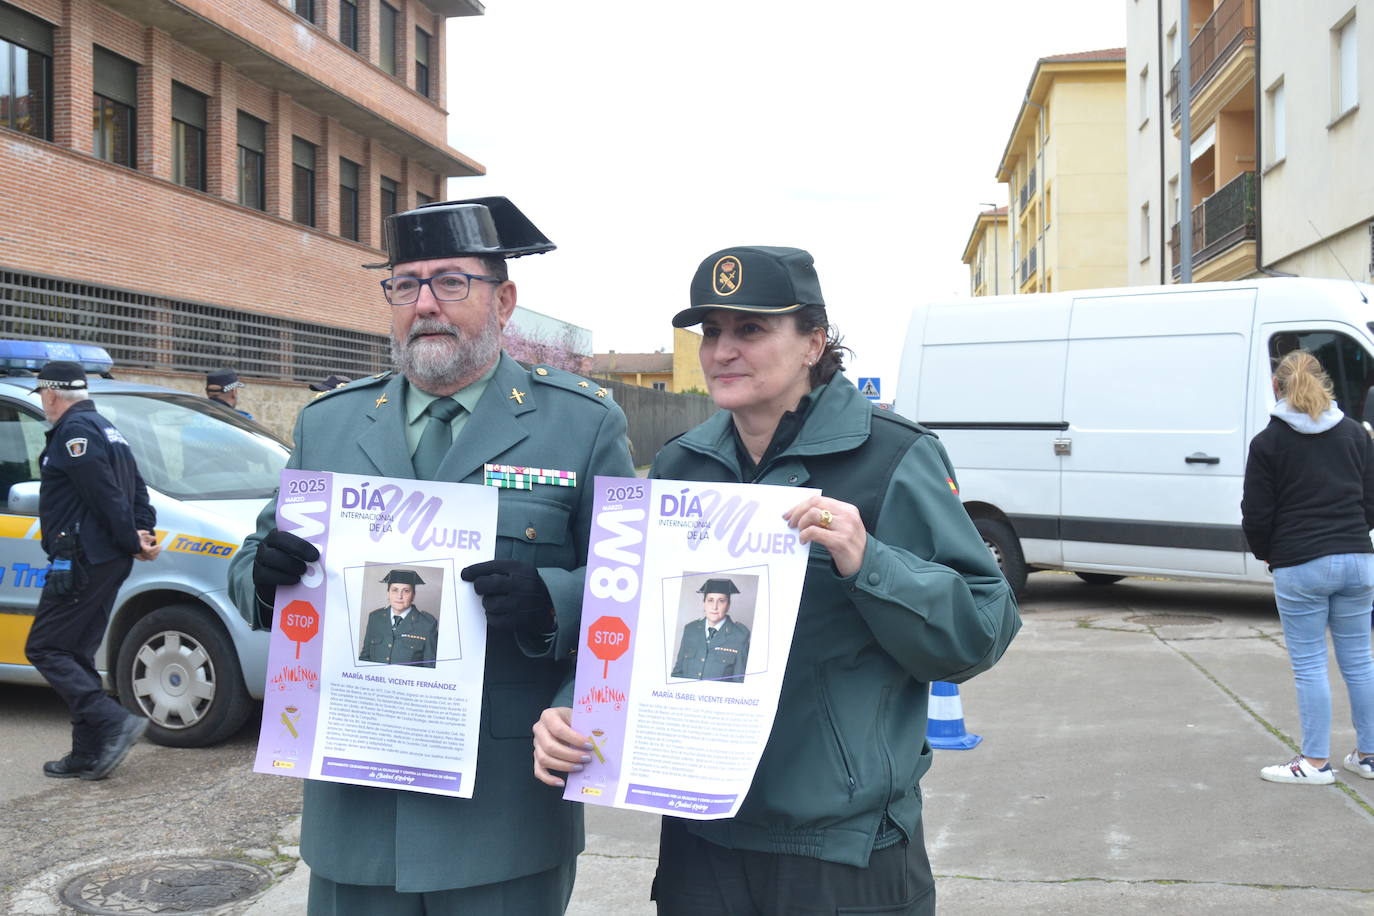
[527,365,615,406]
[870,405,933,438]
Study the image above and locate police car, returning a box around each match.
[0,340,288,747]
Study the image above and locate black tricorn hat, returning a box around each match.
[380,569,426,586]
[697,577,741,596]
[371,196,556,268]
[309,374,351,392]
[674,246,826,328]
[36,360,88,390]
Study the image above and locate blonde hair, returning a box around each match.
[1274,350,1334,421]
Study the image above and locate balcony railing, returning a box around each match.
[1169,170,1257,276]
[1019,167,1037,212]
[1169,0,1256,120]
[1019,246,1038,286]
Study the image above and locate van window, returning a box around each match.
[0,404,46,497]
[1268,331,1373,420]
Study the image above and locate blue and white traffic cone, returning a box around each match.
[927,681,982,750]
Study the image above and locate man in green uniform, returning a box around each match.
[359,569,438,668]
[227,197,634,914]
[671,577,750,683]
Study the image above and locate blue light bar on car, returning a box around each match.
[0,339,115,373]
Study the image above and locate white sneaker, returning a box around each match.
[1343,751,1374,779]
[1260,755,1335,785]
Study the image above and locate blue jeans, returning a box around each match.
[1272,554,1374,759]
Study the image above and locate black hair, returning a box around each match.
[791,305,850,387]
[480,256,510,283]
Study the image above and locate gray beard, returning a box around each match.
[391,310,501,393]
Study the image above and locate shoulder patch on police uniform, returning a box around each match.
[65,438,87,457]
[528,366,616,406]
[305,372,392,406]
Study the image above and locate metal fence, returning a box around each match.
[587,375,716,467]
[0,269,390,381]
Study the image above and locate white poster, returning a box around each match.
[564,476,814,819]
[254,469,497,798]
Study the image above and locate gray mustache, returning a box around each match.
[407,320,460,343]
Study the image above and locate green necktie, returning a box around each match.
[413,397,462,478]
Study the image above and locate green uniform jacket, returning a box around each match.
[227,354,634,893]
[359,606,439,668]
[651,374,1021,868]
[671,616,750,682]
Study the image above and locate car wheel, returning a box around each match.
[117,604,252,748]
[974,517,1027,598]
[1075,572,1126,586]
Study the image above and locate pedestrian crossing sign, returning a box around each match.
[858,378,881,400]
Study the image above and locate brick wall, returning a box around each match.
[0,0,483,344]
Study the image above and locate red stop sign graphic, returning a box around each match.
[587,615,631,678]
[279,600,320,659]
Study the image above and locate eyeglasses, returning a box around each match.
[380,271,503,306]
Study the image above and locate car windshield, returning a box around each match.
[90,392,289,500]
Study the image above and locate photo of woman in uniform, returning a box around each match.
[357,567,441,668]
[670,575,757,684]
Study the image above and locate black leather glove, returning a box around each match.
[251,529,320,628]
[460,559,555,635]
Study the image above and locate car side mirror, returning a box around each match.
[8,480,40,515]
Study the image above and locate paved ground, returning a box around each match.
[7,572,1374,913]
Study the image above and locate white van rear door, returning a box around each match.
[1060,287,1256,576]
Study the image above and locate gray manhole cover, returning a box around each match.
[60,858,271,915]
[1125,613,1221,626]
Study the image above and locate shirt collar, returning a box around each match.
[405,360,499,426]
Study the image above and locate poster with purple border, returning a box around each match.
[254,469,497,797]
[564,476,815,819]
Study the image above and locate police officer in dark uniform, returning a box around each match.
[359,569,439,668]
[25,360,160,780]
[671,578,751,683]
[206,368,253,419]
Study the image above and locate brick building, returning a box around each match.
[0,0,485,431]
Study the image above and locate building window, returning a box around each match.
[380,175,398,237]
[1334,14,1358,118]
[1138,64,1149,126]
[292,137,316,227]
[1167,25,1178,65]
[92,46,136,167]
[416,190,433,206]
[237,111,266,210]
[1140,202,1151,262]
[339,157,360,241]
[1168,176,1180,224]
[651,382,666,391]
[379,3,398,75]
[340,0,358,50]
[414,27,431,97]
[0,5,52,140]
[294,0,315,24]
[171,82,206,191]
[1267,79,1286,164]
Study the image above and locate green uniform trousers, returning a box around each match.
[307,861,576,915]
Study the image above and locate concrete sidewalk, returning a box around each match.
[242,577,1374,914]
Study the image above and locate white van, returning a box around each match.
[893,278,1374,596]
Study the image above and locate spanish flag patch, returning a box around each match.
[946,477,959,496]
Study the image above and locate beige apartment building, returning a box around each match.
[1127,0,1373,285]
[961,206,1010,297]
[996,49,1128,295]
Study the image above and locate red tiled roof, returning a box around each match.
[591,352,673,373]
[1042,47,1126,63]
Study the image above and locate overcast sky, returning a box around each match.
[445,1,1125,402]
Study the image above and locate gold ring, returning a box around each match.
[819,509,833,529]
